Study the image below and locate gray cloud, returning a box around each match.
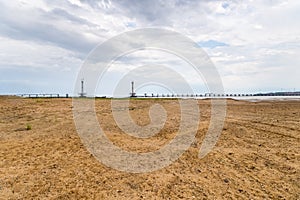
[0,3,99,54]
[50,8,95,26]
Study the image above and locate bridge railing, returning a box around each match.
[17,94,69,98]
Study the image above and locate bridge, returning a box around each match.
[17,94,68,98]
[131,92,300,98]
[16,91,300,99]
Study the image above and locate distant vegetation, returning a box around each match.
[26,124,32,130]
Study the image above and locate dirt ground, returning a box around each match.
[0,96,299,199]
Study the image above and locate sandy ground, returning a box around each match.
[0,96,299,199]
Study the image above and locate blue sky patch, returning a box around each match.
[125,22,137,28]
[197,40,229,49]
[222,2,230,9]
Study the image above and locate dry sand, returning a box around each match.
[0,96,299,199]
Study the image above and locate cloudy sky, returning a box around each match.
[0,0,299,96]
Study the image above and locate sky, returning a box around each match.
[0,0,299,96]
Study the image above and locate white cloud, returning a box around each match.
[0,36,82,71]
[0,0,299,94]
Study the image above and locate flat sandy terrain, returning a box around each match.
[0,96,299,199]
